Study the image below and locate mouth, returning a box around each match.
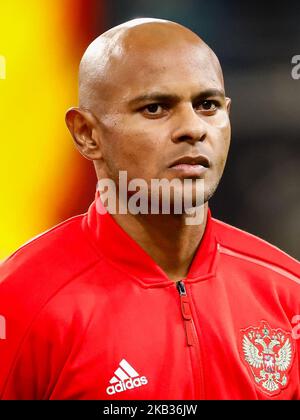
[168,155,210,176]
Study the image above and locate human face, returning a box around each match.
[94,39,231,205]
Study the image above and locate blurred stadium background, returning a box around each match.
[0,0,299,260]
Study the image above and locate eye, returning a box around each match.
[196,100,219,114]
[141,103,166,116]
[146,104,161,113]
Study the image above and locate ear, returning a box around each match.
[65,107,102,161]
[225,97,231,115]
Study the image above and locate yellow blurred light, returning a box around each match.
[0,0,78,259]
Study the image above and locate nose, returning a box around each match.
[171,104,207,144]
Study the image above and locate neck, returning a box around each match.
[111,204,208,282]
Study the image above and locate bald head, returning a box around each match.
[78,18,223,110]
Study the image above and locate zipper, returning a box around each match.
[176,280,205,398]
[176,280,196,346]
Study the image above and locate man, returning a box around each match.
[0,18,299,400]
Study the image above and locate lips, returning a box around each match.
[168,155,210,177]
[169,155,210,168]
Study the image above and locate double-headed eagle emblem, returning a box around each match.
[241,321,294,395]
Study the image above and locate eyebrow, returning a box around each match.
[128,88,226,107]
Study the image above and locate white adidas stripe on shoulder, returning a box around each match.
[213,218,300,266]
[218,244,300,286]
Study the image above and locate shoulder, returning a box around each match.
[0,212,100,329]
[1,212,98,279]
[211,217,300,279]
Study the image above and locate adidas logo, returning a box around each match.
[106,359,148,395]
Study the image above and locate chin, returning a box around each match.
[204,181,221,204]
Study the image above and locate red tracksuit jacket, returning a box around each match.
[0,197,299,400]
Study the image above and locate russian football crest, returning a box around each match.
[240,321,295,396]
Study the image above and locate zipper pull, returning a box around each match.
[176,281,196,346]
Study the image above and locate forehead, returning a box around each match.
[100,41,223,103]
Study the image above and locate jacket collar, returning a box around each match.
[83,192,217,286]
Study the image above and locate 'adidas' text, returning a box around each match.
[106,359,148,395]
[106,376,148,395]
